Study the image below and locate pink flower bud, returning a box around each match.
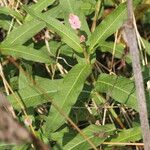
[69,13,81,30]
[80,35,86,43]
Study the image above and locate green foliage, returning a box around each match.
[8,77,62,109]
[0,0,148,149]
[45,63,92,134]
[1,19,45,46]
[95,73,138,110]
[0,7,23,21]
[110,126,142,143]
[25,0,55,21]
[63,124,116,150]
[24,6,83,53]
[0,45,53,63]
[99,42,131,63]
[87,2,127,52]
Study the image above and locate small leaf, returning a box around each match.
[45,63,92,134]
[2,19,45,46]
[7,78,62,109]
[110,126,142,143]
[25,0,55,21]
[0,45,53,64]
[63,124,116,150]
[95,74,138,110]
[88,3,127,52]
[28,0,55,13]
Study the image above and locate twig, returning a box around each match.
[122,0,150,149]
[102,142,144,146]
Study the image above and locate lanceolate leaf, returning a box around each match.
[7,78,62,109]
[0,45,53,64]
[24,7,83,53]
[44,17,83,53]
[29,0,55,13]
[63,124,116,150]
[95,74,138,110]
[2,19,45,46]
[45,63,92,134]
[88,2,127,52]
[25,0,55,21]
[110,126,142,143]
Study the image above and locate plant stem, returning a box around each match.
[124,1,150,149]
[91,0,102,32]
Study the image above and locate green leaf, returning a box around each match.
[110,126,142,143]
[60,0,75,13]
[12,144,29,150]
[29,0,55,13]
[44,5,63,18]
[23,7,83,53]
[0,45,53,64]
[80,1,95,15]
[18,65,33,89]
[0,143,15,150]
[0,7,23,21]
[2,19,45,46]
[99,42,131,63]
[88,2,127,52]
[95,74,138,110]
[0,14,12,30]
[25,0,55,21]
[19,71,29,89]
[45,63,92,134]
[143,38,150,56]
[7,78,62,110]
[63,124,116,150]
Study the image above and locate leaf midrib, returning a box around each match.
[19,90,57,100]
[65,127,114,150]
[112,128,141,142]
[33,0,54,12]
[8,21,43,45]
[97,80,136,100]
[89,6,126,51]
[1,47,49,62]
[40,16,82,51]
[51,65,87,129]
